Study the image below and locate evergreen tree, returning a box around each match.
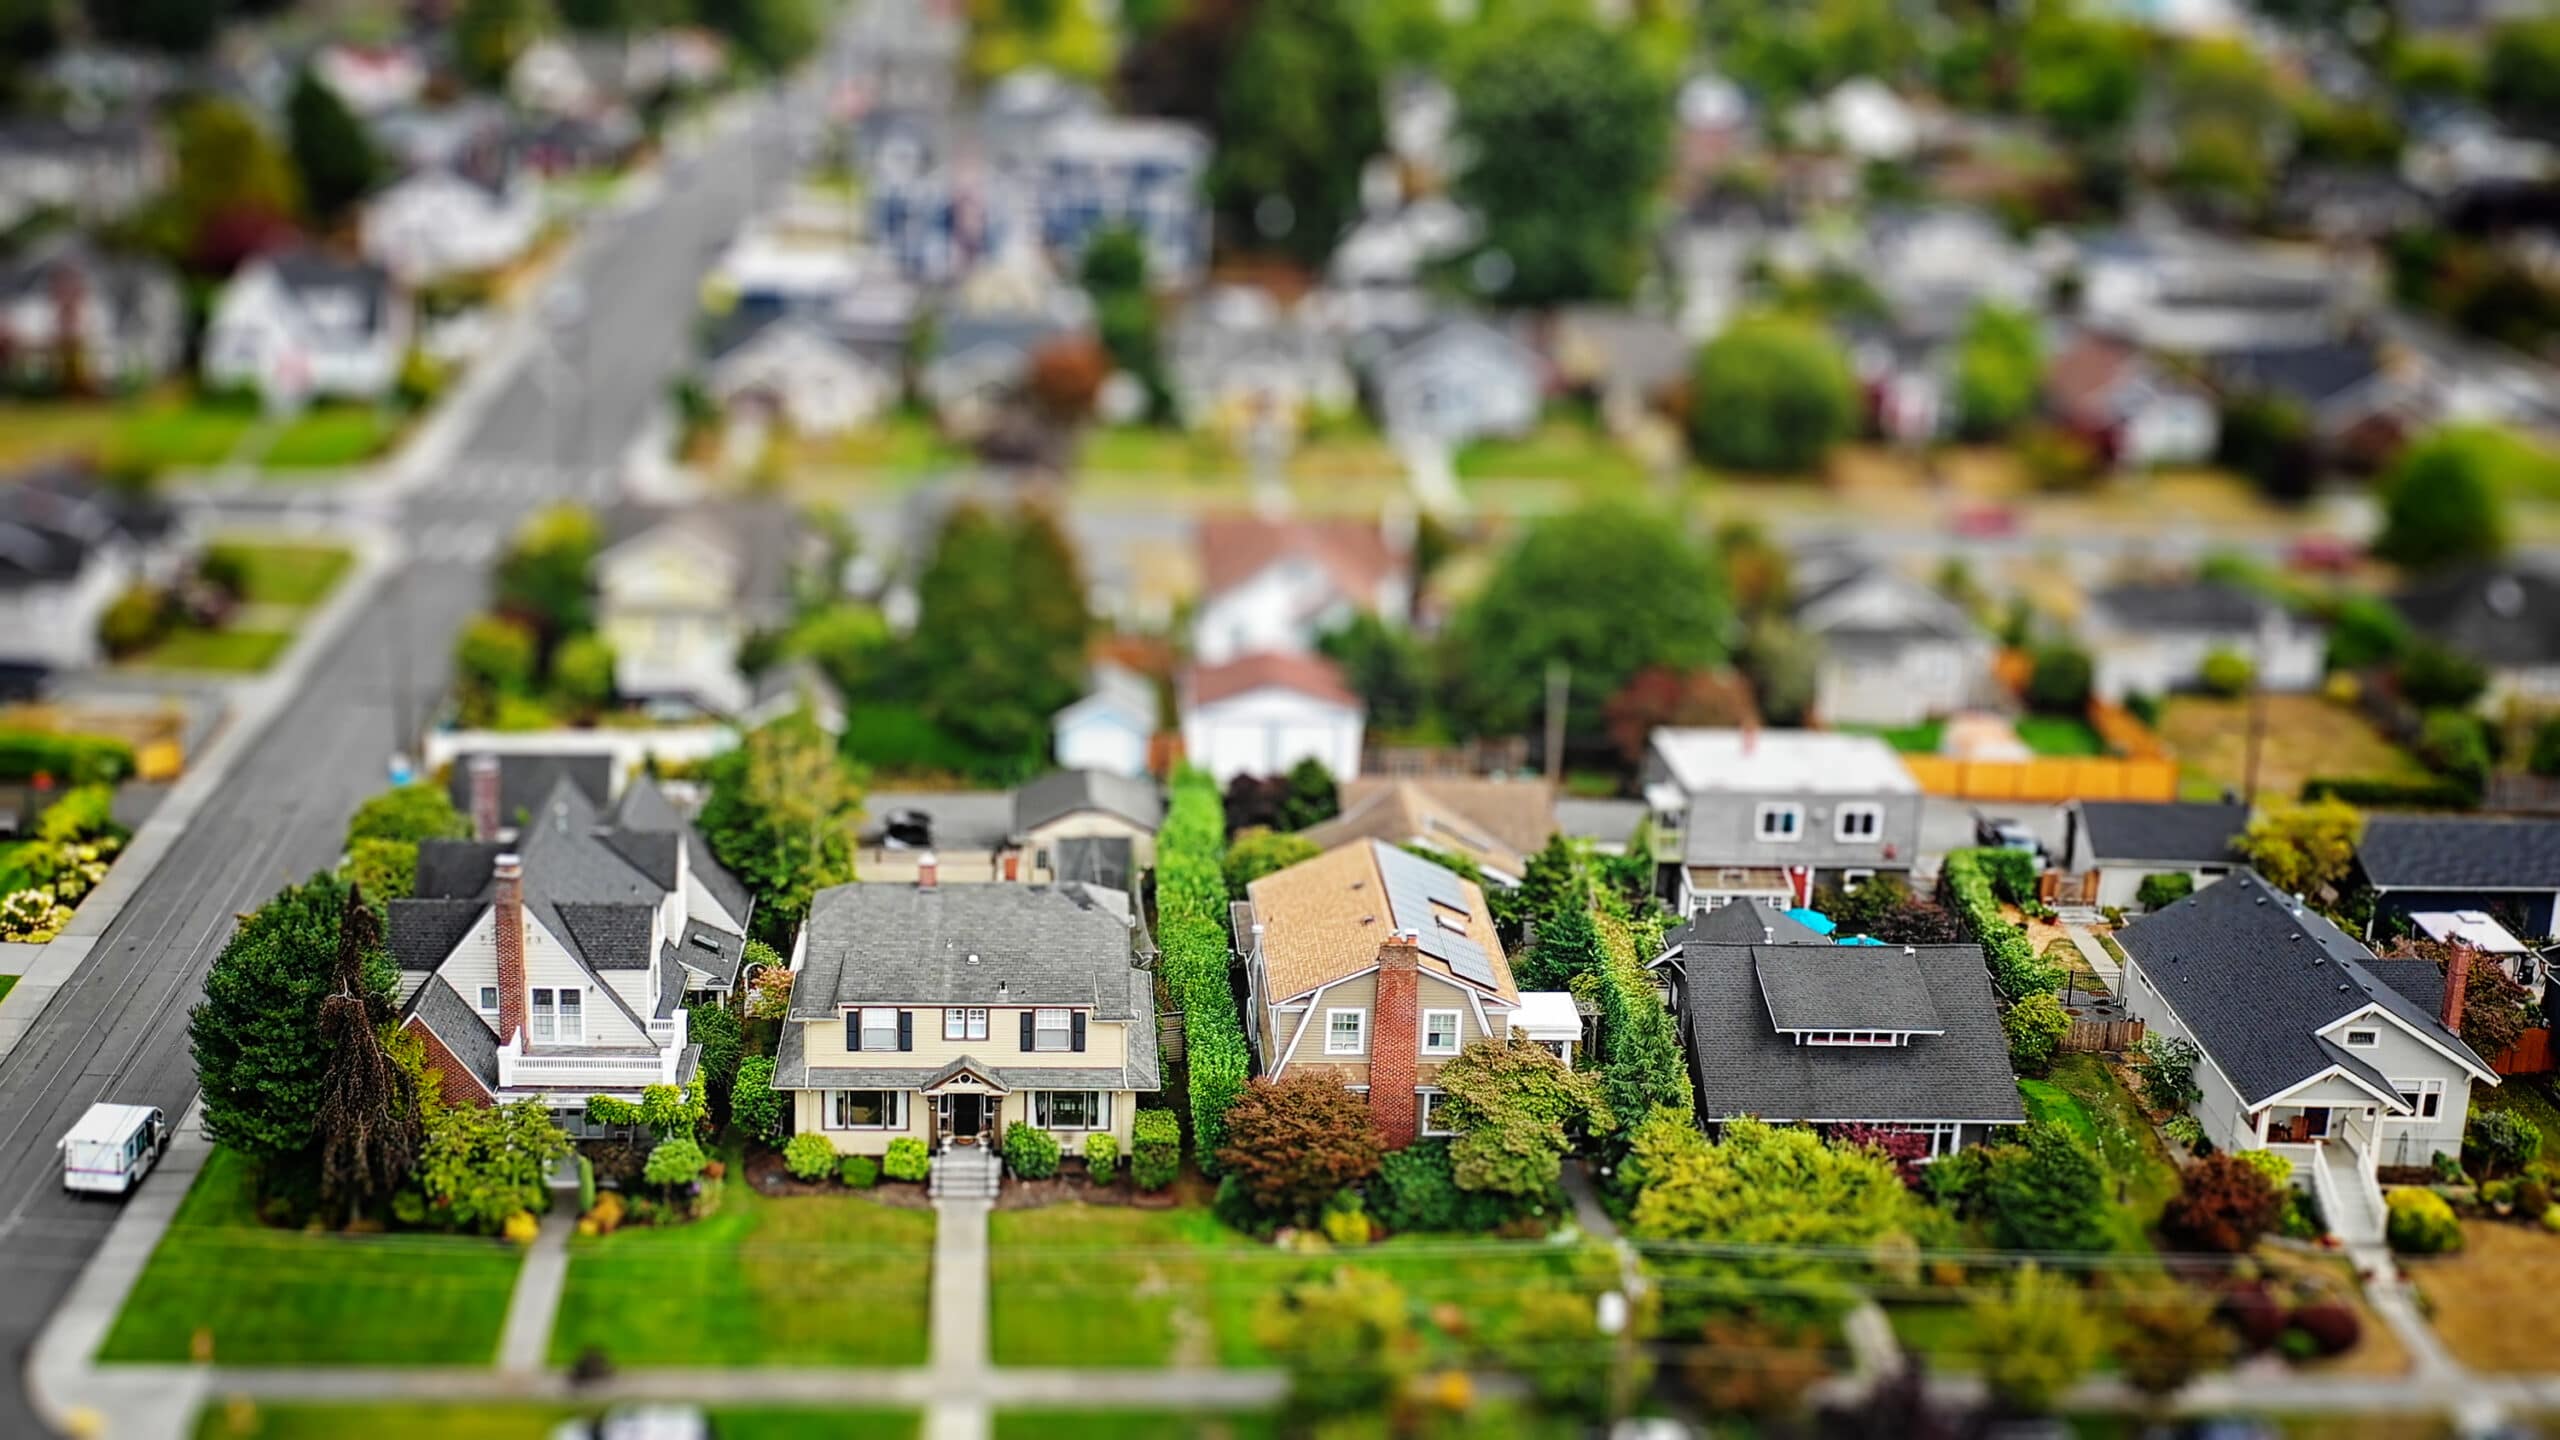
[286,66,381,223]
[316,885,419,1218]
[1208,0,1383,263]
[1516,900,1607,991]
[908,502,1092,775]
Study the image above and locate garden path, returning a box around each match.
[498,1209,576,1374]
[924,1194,991,1440]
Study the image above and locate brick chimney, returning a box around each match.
[918,851,938,888]
[2442,944,2472,1040]
[494,852,528,1049]
[1369,931,1421,1148]
[468,754,501,842]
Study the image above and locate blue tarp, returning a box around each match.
[1785,907,1837,935]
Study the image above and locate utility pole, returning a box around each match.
[1544,661,1569,783]
[2242,626,2269,807]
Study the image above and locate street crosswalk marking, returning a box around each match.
[431,463,624,501]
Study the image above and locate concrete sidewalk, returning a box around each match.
[498,1210,577,1374]
[925,1196,991,1440]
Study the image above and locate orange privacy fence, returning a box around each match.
[2495,1028,2553,1077]
[1901,755,2183,803]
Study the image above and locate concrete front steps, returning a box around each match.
[929,1143,1001,1200]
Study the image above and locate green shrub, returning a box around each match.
[0,730,136,785]
[688,1003,744,1097]
[1159,767,1249,1165]
[882,1135,930,1183]
[2164,1115,2207,1153]
[2518,1178,2552,1219]
[643,1138,706,1189]
[2238,1149,2292,1187]
[840,1154,880,1189]
[2543,1204,2560,1234]
[1003,1122,1062,1180]
[2025,644,2095,712]
[1082,1132,1120,1175]
[2200,648,2255,697]
[575,1153,596,1214]
[2532,716,2560,779]
[1371,1142,1462,1232]
[1979,1122,2111,1254]
[2003,992,2073,1077]
[2132,1034,2205,1113]
[2134,872,2194,911]
[2300,776,2481,809]
[1321,1189,1373,1246]
[2468,1108,2542,1176]
[585,1095,643,1128]
[1131,1109,1181,1191]
[730,1055,786,1142]
[783,1131,838,1182]
[2386,1187,2463,1254]
[1939,850,2062,1003]
[2416,708,2491,791]
[97,584,169,658]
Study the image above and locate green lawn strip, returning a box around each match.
[1454,421,1654,494]
[548,1167,935,1367]
[1840,720,1946,755]
[101,1147,522,1366]
[123,627,295,674]
[0,395,262,473]
[258,406,398,468]
[0,975,16,1003]
[2015,715,2107,758]
[2473,1076,2560,1165]
[988,1203,1616,1369]
[192,1403,918,1440]
[992,1413,1280,1440]
[207,541,354,609]
[2044,1053,2182,1246]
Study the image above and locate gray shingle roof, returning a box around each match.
[442,753,613,826]
[688,834,755,927]
[1014,768,1164,833]
[2394,567,2560,668]
[612,774,686,831]
[555,901,658,970]
[600,828,681,890]
[678,917,746,988]
[390,898,484,974]
[1683,942,2023,1125]
[2076,801,2249,865]
[1755,948,1946,1033]
[1671,898,1828,949]
[790,880,1147,1019]
[403,976,499,1092]
[414,841,503,900]
[2358,816,2560,891]
[2089,581,2272,632]
[2116,868,2492,1106]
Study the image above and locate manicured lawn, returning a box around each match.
[1842,720,1946,755]
[2157,694,2430,801]
[790,411,966,477]
[0,394,262,473]
[2473,1076,2560,1166]
[987,1203,1620,1369]
[0,975,16,1003]
[258,406,398,468]
[1078,424,1246,478]
[2015,715,2107,758]
[1456,419,1656,495]
[100,1147,523,1366]
[192,1403,919,1439]
[548,1165,936,1367]
[208,541,354,608]
[2021,1054,2183,1249]
[123,627,295,674]
[992,1413,1278,1440]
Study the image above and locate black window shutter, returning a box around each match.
[1071,1012,1087,1052]
[845,1012,861,1052]
[1021,1011,1035,1049]
[898,1010,914,1052]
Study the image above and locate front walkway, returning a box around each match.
[926,1195,991,1440]
[498,1210,577,1374]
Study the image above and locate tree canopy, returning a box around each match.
[1433,1035,1608,1197]
[286,66,381,223]
[1688,314,1858,473]
[697,709,864,944]
[905,502,1093,776]
[1207,0,1383,264]
[2374,427,2534,573]
[1953,304,2044,441]
[2237,798,2363,904]
[455,0,555,90]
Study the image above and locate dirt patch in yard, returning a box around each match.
[2156,694,2429,802]
[2403,1218,2560,1373]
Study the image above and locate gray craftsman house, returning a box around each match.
[1644,728,1924,915]
[2117,869,2498,1244]
[2060,799,2249,911]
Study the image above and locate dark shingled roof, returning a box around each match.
[1014,768,1164,833]
[2089,581,2271,632]
[555,901,659,970]
[677,917,746,988]
[444,753,613,831]
[2394,567,2560,668]
[2116,868,2492,1106]
[402,974,499,1092]
[414,841,503,900]
[1670,898,1829,950]
[790,880,1149,1020]
[1683,943,2023,1126]
[390,897,484,974]
[2077,801,2249,865]
[600,828,681,891]
[2359,816,2560,891]
[1755,948,1946,1034]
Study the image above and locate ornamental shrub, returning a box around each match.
[1003,1122,1062,1180]
[729,1055,786,1143]
[2386,1187,2463,1254]
[1215,1070,1384,1227]
[1083,1132,1120,1176]
[1939,850,2062,1003]
[643,1137,706,1189]
[1370,1142,1462,1232]
[840,1155,880,1189]
[2162,1152,2285,1253]
[783,1131,838,1181]
[575,1154,596,1214]
[2002,992,2073,1077]
[2135,872,2194,911]
[502,1210,540,1246]
[586,1095,643,1128]
[2468,1108,2542,1176]
[2238,1148,2292,1187]
[883,1135,930,1183]
[2164,1115,2207,1153]
[2543,1204,2560,1234]
[2517,1178,2552,1219]
[1320,1190,1373,1246]
[586,1190,625,1234]
[1131,1109,1181,1191]
[1980,1122,2111,1254]
[2288,1300,2361,1356]
[2131,1034,2205,1113]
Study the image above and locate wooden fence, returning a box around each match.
[1158,1012,1188,1064]
[2060,1017,2145,1054]
[2494,1027,2553,1077]
[1901,755,2183,803]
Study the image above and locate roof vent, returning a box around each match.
[689,932,720,952]
[2338,982,2351,992]
[1904,945,1917,956]
[967,952,980,965]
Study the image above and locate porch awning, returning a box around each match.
[921,1055,1009,1096]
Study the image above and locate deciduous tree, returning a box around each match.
[2375,427,2527,573]
[1214,1069,1384,1226]
[1207,0,1381,264]
[907,502,1092,775]
[1687,314,1857,473]
[1954,304,2043,440]
[697,711,861,944]
[1224,828,1319,900]
[1968,1264,2103,1415]
[2161,1151,2283,1253]
[1434,1035,1607,1197]
[2238,798,2363,903]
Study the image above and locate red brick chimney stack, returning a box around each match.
[1369,930,1422,1148]
[468,754,501,842]
[919,851,939,889]
[2442,944,2472,1039]
[494,852,528,1049]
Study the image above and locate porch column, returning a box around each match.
[2252,1108,2269,1146]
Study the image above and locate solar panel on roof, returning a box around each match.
[1371,842,1497,987]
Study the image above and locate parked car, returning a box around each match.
[58,1102,166,1196]
[1973,813,2049,865]
[1948,503,2018,538]
[552,1407,711,1440]
[2285,534,2360,573]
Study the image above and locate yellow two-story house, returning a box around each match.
[775,866,1160,1154]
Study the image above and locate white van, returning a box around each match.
[59,1103,167,1196]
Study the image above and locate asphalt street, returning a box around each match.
[0,90,800,1438]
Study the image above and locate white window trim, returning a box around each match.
[1032,1090,1112,1131]
[860,1006,901,1051]
[825,1089,909,1131]
[1756,802,1805,843]
[2344,1028,2379,1049]
[1842,868,1876,891]
[2388,1077,2446,1121]
[1033,1006,1075,1052]
[1421,1008,1462,1056]
[944,1007,989,1041]
[477,985,500,1017]
[1418,1088,1456,1137]
[1835,803,1884,843]
[1326,1007,1367,1055]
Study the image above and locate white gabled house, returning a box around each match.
[704,312,900,437]
[1051,660,1155,779]
[1179,651,1365,784]
[201,250,410,406]
[361,165,543,285]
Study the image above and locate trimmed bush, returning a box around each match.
[575,1154,596,1214]
[1939,849,2062,1003]
[2134,872,2194,911]
[2002,992,2072,1077]
[2386,1187,2463,1254]
[2163,1152,2285,1253]
[1131,1109,1181,1191]
[2517,1178,2552,1220]
[783,1131,838,1182]
[1371,1142,1463,1232]
[643,1138,706,1189]
[840,1155,880,1189]
[882,1135,931,1183]
[1003,1122,1062,1180]
[1158,767,1249,1166]
[1083,1132,1120,1176]
[2288,1300,2361,1356]
[730,1056,786,1142]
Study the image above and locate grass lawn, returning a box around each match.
[791,410,968,478]
[2473,1076,2560,1166]
[258,406,399,469]
[992,1413,1278,1440]
[2015,715,2107,758]
[0,975,16,1003]
[2020,1054,2183,1249]
[548,1164,935,1367]
[209,540,354,608]
[1078,424,1247,479]
[1841,720,1946,755]
[2157,694,2430,801]
[987,1203,1619,1369]
[2406,1218,2560,1372]
[100,1147,523,1366]
[123,627,295,674]
[0,393,261,473]
[1455,420,1657,496]
[192,1403,919,1440]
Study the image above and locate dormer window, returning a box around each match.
[1756,803,1804,841]
[1798,1030,1906,1047]
[2344,1028,2379,1048]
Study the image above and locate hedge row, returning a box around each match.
[1939,848,2061,1005]
[1157,766,1248,1167]
[2301,775,2478,810]
[1592,909,1690,1139]
[0,731,135,786]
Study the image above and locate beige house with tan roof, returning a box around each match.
[1191,513,1412,666]
[1234,839,1520,1147]
[1298,777,1559,885]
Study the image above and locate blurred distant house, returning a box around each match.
[1052,660,1156,779]
[1544,306,1688,440]
[1298,777,1561,887]
[1168,287,1355,439]
[1191,514,1412,666]
[1330,194,1480,294]
[507,33,719,121]
[2044,332,2219,468]
[595,502,820,722]
[1844,326,1948,446]
[201,251,410,406]
[2394,565,2560,706]
[1868,207,2044,343]
[1369,314,1544,447]
[370,100,513,175]
[704,310,900,437]
[1036,115,1211,288]
[312,41,427,115]
[0,117,165,231]
[1013,768,1163,888]
[2356,815,2560,940]
[1643,728,1923,914]
[511,111,643,177]
[2080,229,2367,355]
[916,240,1090,435]
[1789,549,1994,728]
[2277,168,2431,245]
[0,464,185,671]
[0,235,183,392]
[2208,341,2423,469]
[979,68,1102,175]
[2080,581,2326,703]
[1179,652,1365,783]
[361,164,543,284]
[1808,78,1920,162]
[2403,107,2556,197]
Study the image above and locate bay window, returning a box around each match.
[1032,1091,1111,1130]
[828,1090,908,1130]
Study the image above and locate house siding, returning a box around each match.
[1265,970,1511,1082]
[795,1010,1133,1071]
[790,1083,1142,1156]
[2120,956,2258,1150]
[436,909,651,1048]
[2315,1014,2475,1166]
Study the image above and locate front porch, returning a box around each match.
[2260,1102,2386,1244]
[923,1056,1008,1155]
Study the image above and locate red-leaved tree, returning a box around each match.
[1214,1070,1383,1226]
[2161,1153,2283,1253]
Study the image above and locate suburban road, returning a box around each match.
[0,84,808,1437]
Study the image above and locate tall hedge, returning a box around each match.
[1158,766,1249,1166]
[1939,849,2061,1004]
[0,731,135,786]
[1592,908,1690,1144]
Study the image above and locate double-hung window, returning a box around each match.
[529,987,579,1043]
[1756,803,1804,841]
[860,1007,901,1051]
[1836,804,1883,842]
[1034,1007,1074,1052]
[1421,1009,1461,1056]
[1326,1008,1367,1055]
[2393,1078,2446,1120]
[477,985,501,1021]
[828,1090,907,1130]
[1033,1091,1110,1130]
[945,1007,989,1041]
[1419,1090,1455,1136]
